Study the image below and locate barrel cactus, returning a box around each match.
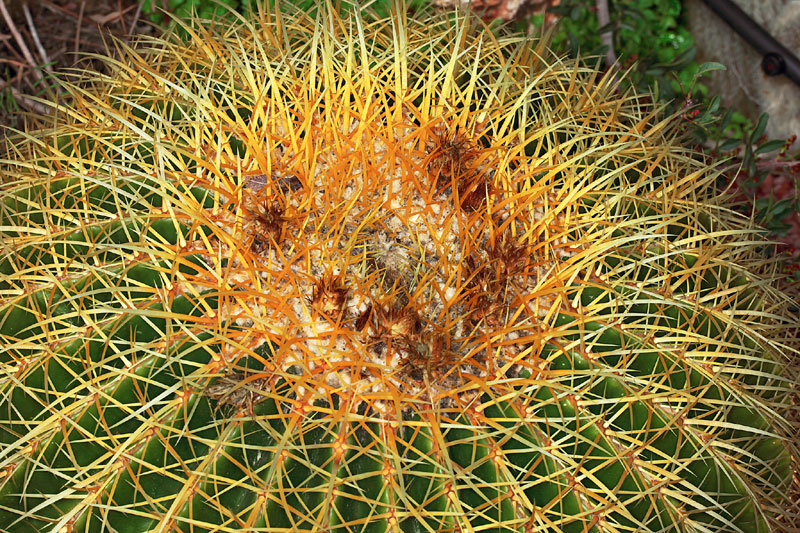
[1,3,798,532]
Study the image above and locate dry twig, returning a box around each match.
[127,0,145,43]
[75,1,86,56]
[0,0,43,82]
[0,77,51,115]
[596,0,618,71]
[39,0,80,20]
[21,2,53,73]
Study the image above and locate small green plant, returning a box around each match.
[0,85,20,117]
[524,0,696,99]
[658,63,800,286]
[717,122,800,256]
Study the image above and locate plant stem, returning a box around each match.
[596,0,618,70]
[21,2,52,74]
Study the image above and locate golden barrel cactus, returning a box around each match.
[1,3,798,531]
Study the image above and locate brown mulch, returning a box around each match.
[0,0,159,136]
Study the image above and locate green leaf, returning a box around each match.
[751,112,769,142]
[764,198,796,221]
[719,138,741,152]
[707,95,720,115]
[755,139,786,154]
[720,108,734,131]
[696,61,727,77]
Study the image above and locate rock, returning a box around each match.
[687,0,800,139]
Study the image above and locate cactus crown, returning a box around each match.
[1,2,798,532]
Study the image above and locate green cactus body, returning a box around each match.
[0,4,798,532]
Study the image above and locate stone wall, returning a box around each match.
[686,0,800,139]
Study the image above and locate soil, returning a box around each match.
[0,0,159,135]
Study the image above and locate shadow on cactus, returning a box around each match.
[1,2,799,532]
